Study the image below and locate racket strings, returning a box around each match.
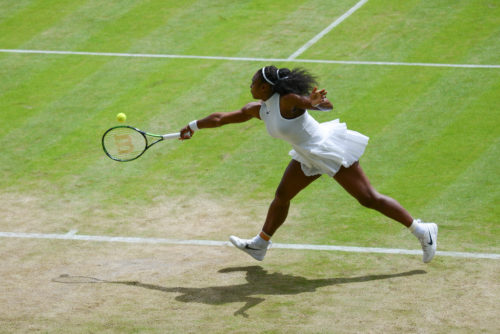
[103,127,147,161]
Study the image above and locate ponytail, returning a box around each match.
[260,66,318,96]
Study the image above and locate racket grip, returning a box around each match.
[162,132,181,140]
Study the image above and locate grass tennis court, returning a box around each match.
[1,0,499,332]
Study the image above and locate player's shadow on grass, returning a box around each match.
[53,266,426,318]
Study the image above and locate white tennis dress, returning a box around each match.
[259,93,369,177]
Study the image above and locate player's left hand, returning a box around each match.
[310,87,327,106]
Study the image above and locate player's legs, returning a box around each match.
[230,160,437,262]
[333,162,438,262]
[229,160,319,261]
[262,159,321,236]
[333,161,413,227]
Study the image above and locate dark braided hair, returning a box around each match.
[259,65,318,96]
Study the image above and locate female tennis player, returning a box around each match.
[179,66,438,263]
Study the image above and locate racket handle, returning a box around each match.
[162,132,181,140]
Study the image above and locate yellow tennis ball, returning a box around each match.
[116,113,127,122]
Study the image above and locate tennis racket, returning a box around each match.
[102,125,180,162]
[52,274,141,286]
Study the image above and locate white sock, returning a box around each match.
[409,219,426,237]
[250,235,269,249]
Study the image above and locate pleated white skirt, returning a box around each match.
[289,119,369,177]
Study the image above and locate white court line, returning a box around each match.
[65,229,78,236]
[288,0,369,60]
[1,231,499,260]
[1,49,499,69]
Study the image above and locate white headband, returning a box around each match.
[261,67,275,85]
[276,69,288,80]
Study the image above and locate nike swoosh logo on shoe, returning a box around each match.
[245,244,261,251]
[427,231,433,246]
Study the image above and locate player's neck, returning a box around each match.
[261,91,274,102]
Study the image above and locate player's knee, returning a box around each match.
[357,192,380,209]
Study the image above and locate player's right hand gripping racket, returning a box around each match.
[102,125,180,162]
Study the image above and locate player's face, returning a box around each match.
[250,72,261,99]
[250,71,270,100]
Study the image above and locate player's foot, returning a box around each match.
[417,222,438,263]
[229,235,271,261]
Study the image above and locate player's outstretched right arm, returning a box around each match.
[179,102,261,139]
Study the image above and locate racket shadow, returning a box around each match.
[52,267,426,318]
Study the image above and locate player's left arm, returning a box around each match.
[281,87,333,111]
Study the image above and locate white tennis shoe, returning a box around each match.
[229,235,271,261]
[418,222,438,263]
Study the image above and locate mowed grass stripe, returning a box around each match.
[431,138,500,225]
[0,56,113,132]
[373,71,499,206]
[0,58,203,187]
[0,0,328,57]
[226,0,361,59]
[420,139,500,253]
[302,0,499,65]
[328,66,451,137]
[0,0,144,98]
[406,81,499,207]
[0,0,249,180]
[78,0,199,54]
[361,78,499,251]
[122,0,357,58]
[407,0,500,65]
[0,0,204,99]
[463,23,500,65]
[1,61,260,201]
[76,62,245,204]
[359,67,496,167]
[0,0,83,48]
[299,0,423,60]
[0,0,255,104]
[0,0,33,24]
